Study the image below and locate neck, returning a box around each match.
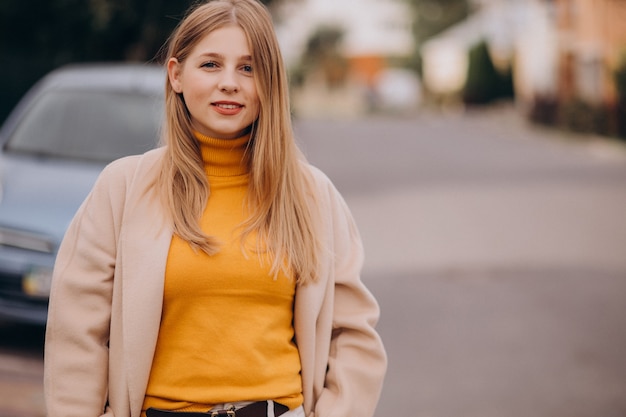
[194,132,251,177]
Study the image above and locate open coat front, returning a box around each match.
[44,147,387,417]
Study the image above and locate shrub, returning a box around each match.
[462,39,514,105]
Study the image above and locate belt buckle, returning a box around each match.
[210,405,236,417]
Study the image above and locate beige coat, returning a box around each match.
[44,147,387,417]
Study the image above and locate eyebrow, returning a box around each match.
[200,52,252,61]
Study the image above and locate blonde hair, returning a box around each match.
[158,0,320,284]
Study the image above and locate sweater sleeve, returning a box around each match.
[44,158,134,417]
[314,180,387,417]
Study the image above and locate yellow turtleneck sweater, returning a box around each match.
[142,133,303,413]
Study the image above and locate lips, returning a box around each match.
[212,101,243,115]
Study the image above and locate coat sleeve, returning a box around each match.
[314,179,387,417]
[44,159,132,417]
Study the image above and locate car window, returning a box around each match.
[5,89,163,163]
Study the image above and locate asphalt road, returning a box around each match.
[0,321,44,417]
[2,104,626,417]
[296,105,626,417]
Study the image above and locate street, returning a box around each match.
[0,321,44,417]
[296,104,626,417]
[2,104,626,416]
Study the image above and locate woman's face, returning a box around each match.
[168,25,260,139]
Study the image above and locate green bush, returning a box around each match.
[462,39,514,105]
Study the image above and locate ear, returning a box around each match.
[167,58,183,93]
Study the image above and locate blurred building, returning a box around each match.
[517,0,626,135]
[515,0,626,105]
[274,0,419,117]
[551,0,626,105]
[275,0,414,66]
[419,0,626,136]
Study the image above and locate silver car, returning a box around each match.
[0,63,164,324]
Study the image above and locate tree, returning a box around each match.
[290,25,348,89]
[403,0,471,74]
[0,0,285,123]
[462,39,513,105]
[409,0,471,44]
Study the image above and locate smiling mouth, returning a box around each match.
[214,103,242,109]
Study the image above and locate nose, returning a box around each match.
[218,69,239,93]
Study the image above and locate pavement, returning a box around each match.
[295,106,626,417]
[0,322,45,417]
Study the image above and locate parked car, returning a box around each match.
[0,63,164,325]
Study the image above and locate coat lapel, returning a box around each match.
[118,164,173,417]
[294,270,330,414]
[123,226,171,416]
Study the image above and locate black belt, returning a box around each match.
[146,401,289,417]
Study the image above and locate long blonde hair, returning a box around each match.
[158,0,320,284]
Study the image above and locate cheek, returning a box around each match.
[182,72,208,96]
[249,83,261,114]
[252,95,261,115]
[250,100,261,122]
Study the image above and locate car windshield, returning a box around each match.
[5,89,163,163]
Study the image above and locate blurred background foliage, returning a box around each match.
[405,0,470,75]
[463,40,514,105]
[0,0,282,124]
[409,0,470,44]
[289,26,348,89]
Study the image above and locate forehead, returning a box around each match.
[191,24,252,56]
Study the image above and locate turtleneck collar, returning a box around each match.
[194,131,251,177]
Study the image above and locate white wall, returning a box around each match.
[274,0,414,66]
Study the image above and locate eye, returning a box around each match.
[201,61,218,69]
[241,64,253,73]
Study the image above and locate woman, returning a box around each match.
[44,1,386,417]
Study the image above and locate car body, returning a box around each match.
[0,63,164,325]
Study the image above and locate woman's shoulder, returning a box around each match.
[83,147,167,214]
[298,160,332,190]
[105,146,165,171]
[297,160,346,206]
[100,147,166,182]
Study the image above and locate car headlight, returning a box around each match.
[22,266,54,298]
